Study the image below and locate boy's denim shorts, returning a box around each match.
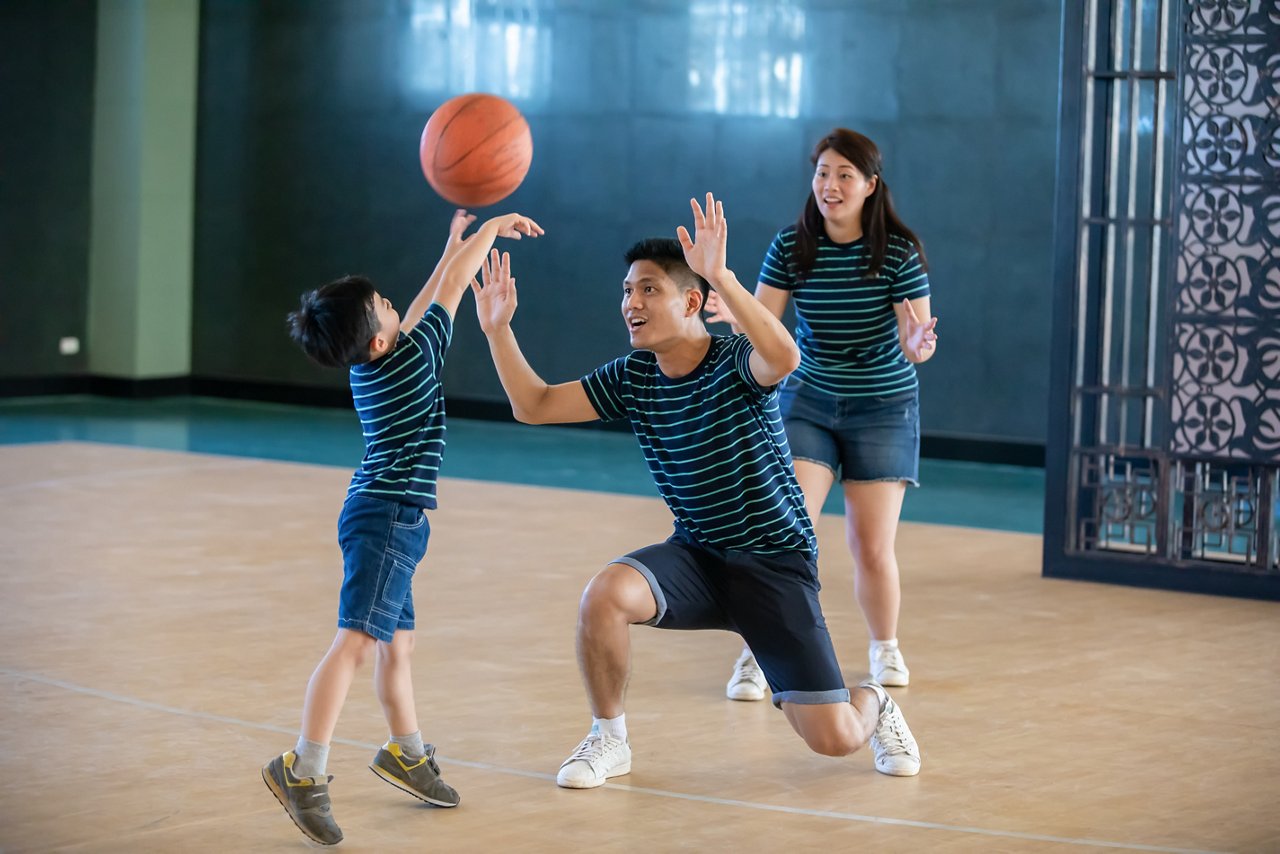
[779,376,920,485]
[612,535,848,709]
[336,494,430,643]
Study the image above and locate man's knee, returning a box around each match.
[787,703,867,757]
[579,563,655,625]
[803,727,863,757]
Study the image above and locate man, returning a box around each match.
[470,194,920,788]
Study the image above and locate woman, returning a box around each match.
[707,128,938,699]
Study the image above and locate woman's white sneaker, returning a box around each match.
[869,640,910,687]
[726,648,769,701]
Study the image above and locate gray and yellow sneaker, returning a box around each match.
[261,751,343,845]
[369,742,460,807]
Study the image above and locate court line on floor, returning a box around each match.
[1,667,1223,854]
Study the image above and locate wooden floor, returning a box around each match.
[1,442,1277,853]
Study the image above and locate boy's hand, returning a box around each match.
[490,213,545,241]
[441,209,478,259]
[471,248,518,334]
[676,192,729,285]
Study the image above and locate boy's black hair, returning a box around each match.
[623,237,710,303]
[287,274,380,368]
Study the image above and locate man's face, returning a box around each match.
[621,260,694,350]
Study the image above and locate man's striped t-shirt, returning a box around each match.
[580,334,816,557]
[759,227,931,397]
[346,302,452,509]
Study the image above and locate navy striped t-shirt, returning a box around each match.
[346,303,452,509]
[580,335,816,557]
[759,227,930,397]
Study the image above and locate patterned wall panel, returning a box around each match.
[1172,0,1280,461]
[1047,0,1279,593]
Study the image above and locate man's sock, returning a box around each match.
[593,713,627,742]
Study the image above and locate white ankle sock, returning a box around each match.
[391,730,425,758]
[593,714,627,742]
[293,737,329,778]
[870,638,899,650]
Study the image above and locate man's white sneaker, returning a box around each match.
[555,731,631,789]
[861,680,921,777]
[726,648,768,701]
[870,641,910,687]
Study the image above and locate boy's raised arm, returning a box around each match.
[401,211,544,331]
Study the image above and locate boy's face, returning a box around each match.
[369,291,401,357]
[621,260,700,351]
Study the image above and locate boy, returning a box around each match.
[470,194,920,789]
[262,209,543,845]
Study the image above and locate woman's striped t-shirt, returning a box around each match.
[759,227,930,397]
[346,302,452,509]
[580,334,816,558]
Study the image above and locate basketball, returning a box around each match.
[419,93,533,208]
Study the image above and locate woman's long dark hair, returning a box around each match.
[794,128,927,280]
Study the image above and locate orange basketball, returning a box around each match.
[419,93,533,207]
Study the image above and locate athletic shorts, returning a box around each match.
[612,536,849,707]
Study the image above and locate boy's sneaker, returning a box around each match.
[369,742,460,807]
[859,680,921,777]
[869,640,910,687]
[725,648,768,701]
[555,730,631,789]
[261,751,343,845]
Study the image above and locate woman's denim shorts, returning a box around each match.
[779,376,920,485]
[335,494,430,642]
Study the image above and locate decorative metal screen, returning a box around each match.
[1045,0,1279,598]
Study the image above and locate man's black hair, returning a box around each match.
[623,237,710,303]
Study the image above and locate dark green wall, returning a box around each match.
[193,0,1060,443]
[0,1,97,378]
[0,0,1061,447]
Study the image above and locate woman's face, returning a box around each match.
[811,149,877,224]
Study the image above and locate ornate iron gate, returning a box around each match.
[1045,0,1279,598]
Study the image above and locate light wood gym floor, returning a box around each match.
[1,440,1276,853]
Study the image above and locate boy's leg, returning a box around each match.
[301,628,378,749]
[374,629,418,737]
[261,628,374,846]
[369,629,460,807]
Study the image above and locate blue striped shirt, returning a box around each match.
[346,303,452,508]
[759,227,931,397]
[580,335,816,557]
